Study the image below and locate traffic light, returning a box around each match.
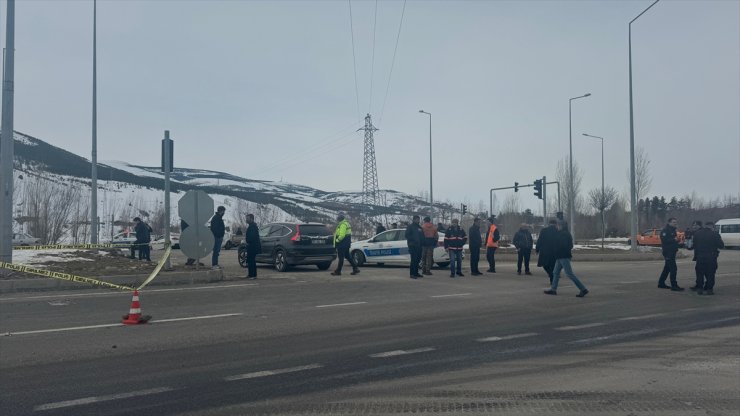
[461,204,467,215]
[533,179,543,199]
[514,182,519,192]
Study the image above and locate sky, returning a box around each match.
[2,0,739,214]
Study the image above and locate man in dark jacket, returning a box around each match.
[468,217,483,276]
[420,217,439,275]
[536,219,558,284]
[444,218,467,278]
[375,222,386,235]
[658,217,684,291]
[244,214,261,279]
[405,215,424,279]
[544,220,588,297]
[131,217,152,261]
[210,206,226,270]
[690,221,724,295]
[513,223,534,275]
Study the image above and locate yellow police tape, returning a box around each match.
[0,245,172,292]
[13,242,151,251]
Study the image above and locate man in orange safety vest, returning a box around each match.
[484,216,501,273]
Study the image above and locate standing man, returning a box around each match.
[484,216,500,273]
[332,213,359,276]
[375,222,386,235]
[657,217,684,291]
[444,218,467,277]
[405,215,424,279]
[421,216,438,276]
[131,217,151,261]
[210,206,226,270]
[244,213,261,280]
[544,220,588,297]
[536,219,558,283]
[468,217,483,276]
[513,223,534,275]
[690,221,724,295]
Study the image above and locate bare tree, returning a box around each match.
[501,193,521,214]
[588,186,618,249]
[23,177,80,244]
[629,146,652,229]
[556,156,584,220]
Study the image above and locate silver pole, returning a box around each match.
[91,0,98,243]
[0,0,16,264]
[629,0,660,252]
[163,130,172,270]
[542,176,547,225]
[601,137,605,250]
[419,110,433,220]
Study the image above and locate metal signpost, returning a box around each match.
[162,131,174,270]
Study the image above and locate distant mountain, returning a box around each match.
[8,131,450,225]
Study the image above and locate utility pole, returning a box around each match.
[358,114,379,236]
[162,131,173,270]
[0,0,16,264]
[91,0,99,243]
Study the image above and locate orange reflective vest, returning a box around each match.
[486,224,499,248]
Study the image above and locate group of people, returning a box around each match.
[129,217,153,261]
[658,218,725,295]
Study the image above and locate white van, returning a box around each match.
[715,218,740,248]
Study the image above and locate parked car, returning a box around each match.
[715,218,740,248]
[350,228,455,268]
[627,228,686,247]
[109,230,137,246]
[238,222,336,272]
[12,232,41,246]
[151,233,180,250]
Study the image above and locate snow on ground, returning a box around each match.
[11,250,108,267]
[575,243,632,251]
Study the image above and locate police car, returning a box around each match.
[350,228,455,268]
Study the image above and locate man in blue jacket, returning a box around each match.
[657,217,684,291]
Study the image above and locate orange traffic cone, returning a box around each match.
[122,290,151,325]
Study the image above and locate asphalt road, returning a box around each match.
[1,251,739,415]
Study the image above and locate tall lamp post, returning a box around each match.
[629,0,660,252]
[582,133,605,250]
[91,0,99,244]
[419,110,433,221]
[568,93,591,241]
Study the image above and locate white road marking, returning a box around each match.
[34,387,174,411]
[555,323,606,331]
[2,313,242,336]
[569,328,659,344]
[225,364,322,381]
[431,293,472,298]
[618,281,642,284]
[477,333,538,342]
[618,313,667,321]
[369,347,436,358]
[0,283,259,302]
[315,302,367,308]
[711,316,740,323]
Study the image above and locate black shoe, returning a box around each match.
[689,286,700,292]
[544,289,557,295]
[422,272,432,275]
[351,269,360,275]
[450,274,455,278]
[525,271,532,275]
[246,276,257,280]
[702,289,714,295]
[486,269,495,272]
[671,286,685,292]
[414,274,423,278]
[517,270,521,275]
[410,275,418,279]
[576,289,589,298]
[657,284,671,289]
[456,273,464,277]
[472,272,482,276]
[331,271,341,276]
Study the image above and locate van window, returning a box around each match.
[720,224,740,233]
[299,225,333,237]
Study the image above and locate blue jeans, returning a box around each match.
[212,237,223,266]
[449,250,462,275]
[552,258,586,291]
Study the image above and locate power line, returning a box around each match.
[368,0,378,114]
[379,0,407,127]
[348,0,361,121]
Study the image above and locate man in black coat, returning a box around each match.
[131,217,152,261]
[658,217,684,291]
[536,219,558,284]
[375,222,386,235]
[244,213,261,279]
[513,223,534,275]
[405,215,424,279]
[468,217,483,276]
[210,206,226,269]
[690,221,724,295]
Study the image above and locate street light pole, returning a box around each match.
[629,0,660,252]
[419,110,433,221]
[91,0,99,244]
[568,93,591,242]
[0,0,16,264]
[582,133,605,250]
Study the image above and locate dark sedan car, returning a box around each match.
[238,222,336,272]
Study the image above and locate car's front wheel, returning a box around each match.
[274,249,289,272]
[351,250,365,266]
[224,241,233,250]
[238,245,247,268]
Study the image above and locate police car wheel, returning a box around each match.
[352,250,365,266]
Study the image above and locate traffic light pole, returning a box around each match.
[542,176,547,226]
[489,183,534,217]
